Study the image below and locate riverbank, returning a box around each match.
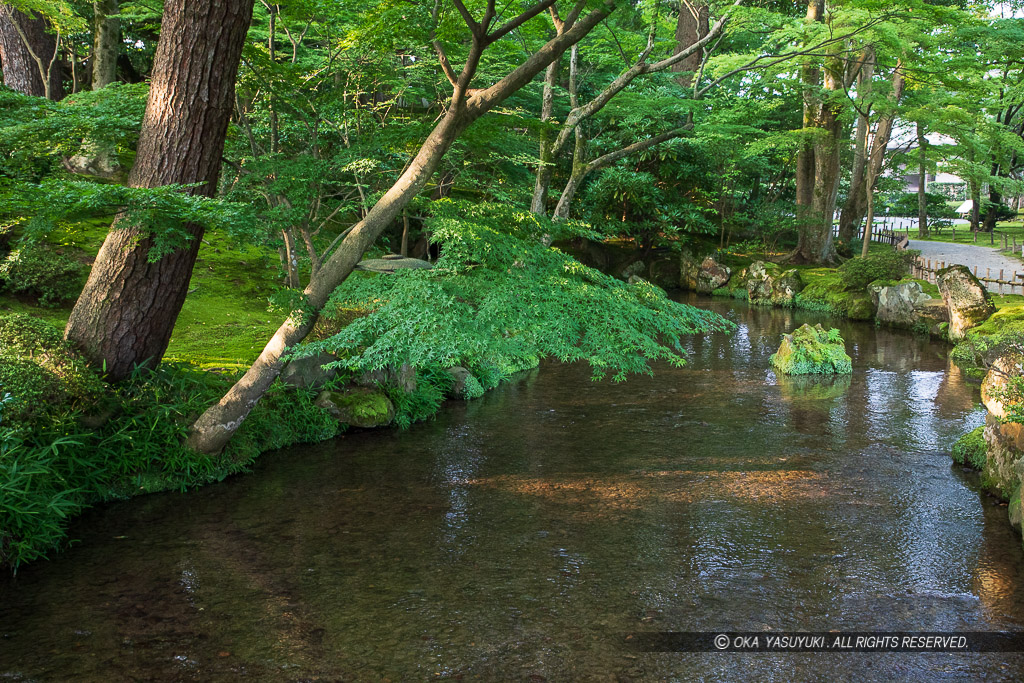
[2,207,732,571]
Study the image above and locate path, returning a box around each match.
[908,239,1024,292]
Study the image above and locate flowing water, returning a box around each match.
[2,297,1024,681]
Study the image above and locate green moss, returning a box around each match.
[794,269,874,318]
[771,323,853,375]
[333,389,392,421]
[951,425,987,470]
[950,299,1024,374]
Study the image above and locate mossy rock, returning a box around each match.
[0,313,105,426]
[315,387,395,428]
[951,425,986,470]
[770,323,852,375]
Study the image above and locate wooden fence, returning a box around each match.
[911,256,1024,294]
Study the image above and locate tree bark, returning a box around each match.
[671,1,708,87]
[837,46,874,244]
[916,123,928,238]
[92,0,120,89]
[859,61,904,258]
[188,0,617,455]
[64,0,256,381]
[984,162,1001,233]
[794,0,824,214]
[0,6,63,98]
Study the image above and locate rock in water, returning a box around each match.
[315,387,395,428]
[936,264,995,340]
[696,256,731,294]
[770,323,852,375]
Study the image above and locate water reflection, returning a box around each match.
[1,296,1022,680]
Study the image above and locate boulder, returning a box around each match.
[770,323,852,375]
[355,255,433,274]
[936,265,995,340]
[981,350,1024,420]
[696,256,731,294]
[621,260,646,280]
[315,387,395,428]
[280,351,339,389]
[444,366,472,397]
[679,250,700,290]
[914,300,950,336]
[746,261,803,306]
[868,281,931,327]
[356,363,417,394]
[983,413,1024,500]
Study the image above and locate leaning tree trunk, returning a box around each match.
[64,0,255,381]
[0,6,62,98]
[188,2,617,455]
[92,0,120,89]
[859,61,904,258]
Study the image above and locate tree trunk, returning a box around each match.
[282,228,300,288]
[92,0,120,89]
[671,1,708,87]
[794,0,824,214]
[859,62,904,258]
[530,54,561,215]
[916,123,928,238]
[64,0,255,381]
[837,46,874,244]
[970,177,981,233]
[793,39,841,265]
[0,6,62,98]
[188,2,616,455]
[984,162,1001,233]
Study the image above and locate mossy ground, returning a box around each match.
[3,218,285,369]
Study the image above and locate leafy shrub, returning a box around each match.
[886,191,957,219]
[0,244,86,306]
[312,200,734,385]
[0,314,105,426]
[837,249,919,291]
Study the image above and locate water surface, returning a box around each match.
[2,298,1023,681]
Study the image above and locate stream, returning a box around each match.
[2,296,1024,681]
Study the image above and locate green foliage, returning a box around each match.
[951,425,986,470]
[837,249,920,291]
[0,243,86,306]
[385,365,452,430]
[310,201,733,384]
[770,323,853,375]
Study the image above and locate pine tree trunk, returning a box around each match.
[0,7,63,98]
[92,0,120,90]
[64,0,255,381]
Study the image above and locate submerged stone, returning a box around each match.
[770,323,852,375]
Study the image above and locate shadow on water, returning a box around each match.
[2,295,1023,680]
